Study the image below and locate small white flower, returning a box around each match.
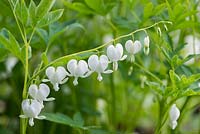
[169,104,180,130]
[144,36,150,55]
[28,84,55,105]
[67,59,90,85]
[125,40,142,62]
[43,66,69,91]
[88,55,113,81]
[106,43,127,71]
[19,99,45,126]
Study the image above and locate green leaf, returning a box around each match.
[64,2,94,15]
[37,9,64,27]
[0,28,24,64]
[179,74,200,89]
[43,113,87,129]
[36,28,49,44]
[43,113,74,126]
[143,2,153,19]
[29,0,37,26]
[14,1,29,25]
[169,70,180,90]
[85,0,104,14]
[36,0,56,18]
[41,52,48,66]
[0,48,8,62]
[73,112,84,127]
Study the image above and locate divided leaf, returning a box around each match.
[0,28,24,64]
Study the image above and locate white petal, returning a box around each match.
[53,83,59,91]
[120,55,127,61]
[30,100,42,117]
[67,59,77,75]
[171,121,177,130]
[98,55,109,72]
[76,60,88,76]
[73,77,78,86]
[144,36,150,47]
[36,115,46,120]
[56,66,68,83]
[28,84,38,99]
[29,118,34,126]
[107,45,117,61]
[116,43,123,58]
[97,73,103,81]
[88,55,99,71]
[46,67,55,80]
[125,40,134,54]
[84,71,93,78]
[133,40,142,54]
[45,97,55,101]
[113,62,118,71]
[103,70,113,74]
[19,115,27,118]
[37,84,50,101]
[60,77,68,84]
[42,79,50,82]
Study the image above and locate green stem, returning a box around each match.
[155,98,164,134]
[30,21,172,81]
[110,73,116,129]
[133,62,163,84]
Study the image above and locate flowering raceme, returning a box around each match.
[88,55,113,81]
[107,43,127,71]
[43,66,68,91]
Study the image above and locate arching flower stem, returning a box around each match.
[30,21,172,85]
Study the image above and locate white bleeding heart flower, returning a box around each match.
[169,104,180,130]
[88,55,113,81]
[144,36,150,55]
[28,84,55,106]
[106,43,127,71]
[19,99,45,126]
[67,59,90,85]
[43,66,69,91]
[125,40,142,62]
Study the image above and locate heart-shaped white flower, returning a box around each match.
[28,84,55,105]
[67,59,90,85]
[106,43,127,71]
[125,40,142,62]
[169,104,180,130]
[19,99,45,126]
[88,55,113,81]
[43,66,69,91]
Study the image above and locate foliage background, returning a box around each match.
[0,0,200,134]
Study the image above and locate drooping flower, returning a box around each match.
[28,83,55,105]
[19,99,45,126]
[169,104,180,130]
[106,43,127,71]
[125,40,142,62]
[144,36,150,55]
[43,66,68,91]
[88,55,113,81]
[67,59,90,85]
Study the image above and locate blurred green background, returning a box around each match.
[0,0,200,134]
